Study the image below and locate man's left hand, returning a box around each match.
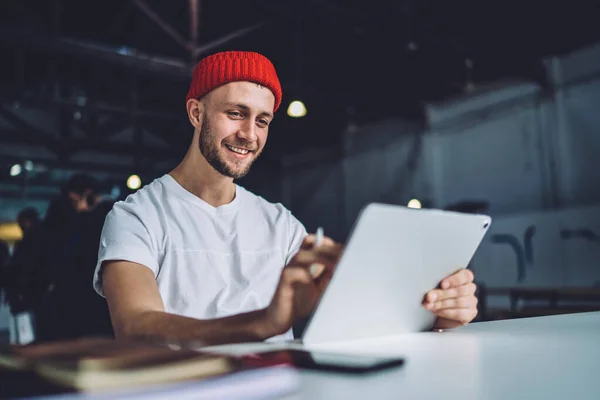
[423,269,478,330]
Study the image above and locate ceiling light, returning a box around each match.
[287,100,307,118]
[10,164,22,177]
[407,199,422,209]
[127,174,142,190]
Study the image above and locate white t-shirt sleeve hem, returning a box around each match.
[93,246,159,297]
[284,210,308,266]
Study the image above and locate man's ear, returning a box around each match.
[186,98,204,129]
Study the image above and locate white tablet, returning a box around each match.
[302,203,491,345]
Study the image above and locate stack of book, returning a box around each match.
[0,337,300,399]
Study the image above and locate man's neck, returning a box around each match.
[169,144,236,208]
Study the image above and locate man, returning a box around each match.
[16,207,41,236]
[94,51,478,346]
[28,173,100,341]
[46,173,99,222]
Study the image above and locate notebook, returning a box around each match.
[0,337,232,391]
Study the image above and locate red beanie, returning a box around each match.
[186,51,282,112]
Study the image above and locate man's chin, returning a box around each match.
[219,161,252,179]
[231,165,253,179]
[211,149,260,179]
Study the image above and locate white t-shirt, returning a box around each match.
[93,174,307,341]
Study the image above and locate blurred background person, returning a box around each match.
[3,207,41,341]
[0,240,9,305]
[22,173,112,342]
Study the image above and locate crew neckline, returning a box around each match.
[161,174,242,215]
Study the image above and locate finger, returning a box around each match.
[314,263,337,292]
[301,235,337,250]
[292,250,338,267]
[439,269,475,289]
[290,247,341,266]
[281,267,312,286]
[309,263,326,278]
[425,282,477,303]
[424,295,478,311]
[300,235,316,249]
[434,308,478,324]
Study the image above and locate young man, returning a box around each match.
[94,51,478,346]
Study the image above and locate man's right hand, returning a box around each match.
[262,235,343,337]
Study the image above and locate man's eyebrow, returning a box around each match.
[225,102,273,119]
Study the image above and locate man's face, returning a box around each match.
[197,81,274,179]
[69,189,98,213]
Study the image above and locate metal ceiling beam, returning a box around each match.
[131,0,261,61]
[193,22,264,58]
[0,106,182,163]
[0,129,181,160]
[86,116,132,140]
[0,154,163,175]
[131,0,191,52]
[0,21,266,79]
[61,99,183,121]
[0,23,191,79]
[0,107,60,155]
[9,98,183,122]
[189,0,201,63]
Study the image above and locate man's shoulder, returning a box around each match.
[109,175,170,218]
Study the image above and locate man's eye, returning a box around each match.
[258,119,269,127]
[228,111,242,117]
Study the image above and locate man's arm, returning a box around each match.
[102,238,342,346]
[102,261,273,346]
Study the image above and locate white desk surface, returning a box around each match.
[207,311,600,400]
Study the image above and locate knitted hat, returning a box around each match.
[186,51,282,112]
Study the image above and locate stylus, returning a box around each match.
[315,226,324,247]
[310,227,324,277]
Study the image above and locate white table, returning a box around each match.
[209,311,600,400]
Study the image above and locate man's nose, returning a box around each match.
[237,119,257,143]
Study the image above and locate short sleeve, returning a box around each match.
[284,211,308,266]
[93,202,159,297]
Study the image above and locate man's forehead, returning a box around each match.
[210,81,275,112]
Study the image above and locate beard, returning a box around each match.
[198,118,262,179]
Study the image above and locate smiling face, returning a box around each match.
[194,81,275,179]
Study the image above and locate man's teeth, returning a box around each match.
[226,144,249,155]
